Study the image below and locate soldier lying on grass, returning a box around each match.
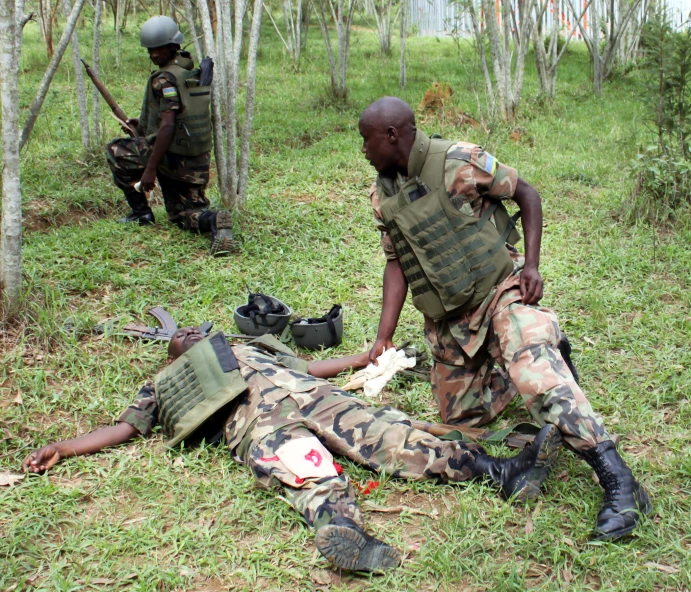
[23,327,561,573]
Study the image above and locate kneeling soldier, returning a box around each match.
[106,16,233,256]
[23,328,561,572]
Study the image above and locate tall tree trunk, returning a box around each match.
[182,0,202,61]
[63,0,91,149]
[1,0,24,312]
[19,0,88,150]
[115,0,122,67]
[197,0,229,205]
[315,0,355,99]
[92,0,102,144]
[220,0,238,203]
[237,0,263,206]
[399,0,406,87]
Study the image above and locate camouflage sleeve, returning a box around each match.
[445,142,518,203]
[115,384,158,436]
[151,73,181,113]
[369,182,398,261]
[274,352,310,374]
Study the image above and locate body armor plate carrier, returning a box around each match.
[378,133,520,321]
[154,332,247,447]
[139,53,212,157]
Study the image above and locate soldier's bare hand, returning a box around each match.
[139,167,156,193]
[369,337,394,365]
[520,265,544,305]
[22,445,61,474]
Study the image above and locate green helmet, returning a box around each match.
[234,293,292,336]
[140,15,184,48]
[290,305,343,350]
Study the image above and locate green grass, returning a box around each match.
[2,10,691,592]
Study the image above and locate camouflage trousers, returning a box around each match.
[425,291,611,452]
[105,136,211,230]
[236,385,485,530]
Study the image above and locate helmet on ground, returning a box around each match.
[290,305,343,350]
[140,16,184,48]
[234,292,292,336]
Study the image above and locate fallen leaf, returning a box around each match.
[525,518,534,535]
[311,570,332,586]
[644,562,680,574]
[122,516,147,526]
[13,391,22,405]
[91,578,115,585]
[562,568,573,584]
[123,573,138,580]
[173,457,185,468]
[0,472,25,487]
[409,542,421,552]
[179,567,194,578]
[583,336,596,346]
[3,428,12,439]
[563,537,575,547]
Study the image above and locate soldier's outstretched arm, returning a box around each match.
[22,423,139,474]
[512,177,544,305]
[308,352,370,379]
[369,258,408,365]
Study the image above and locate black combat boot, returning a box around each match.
[473,423,562,501]
[199,210,233,256]
[117,189,154,225]
[315,516,401,572]
[580,440,652,541]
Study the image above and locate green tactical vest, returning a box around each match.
[153,332,247,447]
[138,52,212,157]
[378,131,521,321]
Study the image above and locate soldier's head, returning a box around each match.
[359,97,416,176]
[168,326,204,362]
[140,16,183,66]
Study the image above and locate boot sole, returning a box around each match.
[315,524,401,572]
[210,210,233,257]
[513,423,562,502]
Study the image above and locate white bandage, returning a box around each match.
[275,436,338,480]
[362,348,417,398]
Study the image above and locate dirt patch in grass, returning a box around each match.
[23,199,119,234]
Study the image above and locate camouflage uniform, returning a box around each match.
[117,340,485,530]
[105,69,211,230]
[371,140,611,452]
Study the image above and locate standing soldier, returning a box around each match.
[359,96,651,542]
[106,16,233,257]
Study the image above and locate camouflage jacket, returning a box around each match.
[115,339,321,450]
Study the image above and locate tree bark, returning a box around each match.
[92,0,102,143]
[197,0,229,205]
[399,0,406,88]
[237,0,263,206]
[1,0,23,311]
[63,0,91,149]
[19,0,88,150]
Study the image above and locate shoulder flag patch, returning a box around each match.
[484,152,497,175]
[162,86,179,98]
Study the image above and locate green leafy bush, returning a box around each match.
[626,11,691,223]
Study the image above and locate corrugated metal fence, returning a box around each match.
[408,0,691,37]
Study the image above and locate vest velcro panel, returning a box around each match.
[379,138,517,320]
[139,60,212,157]
[154,332,247,447]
